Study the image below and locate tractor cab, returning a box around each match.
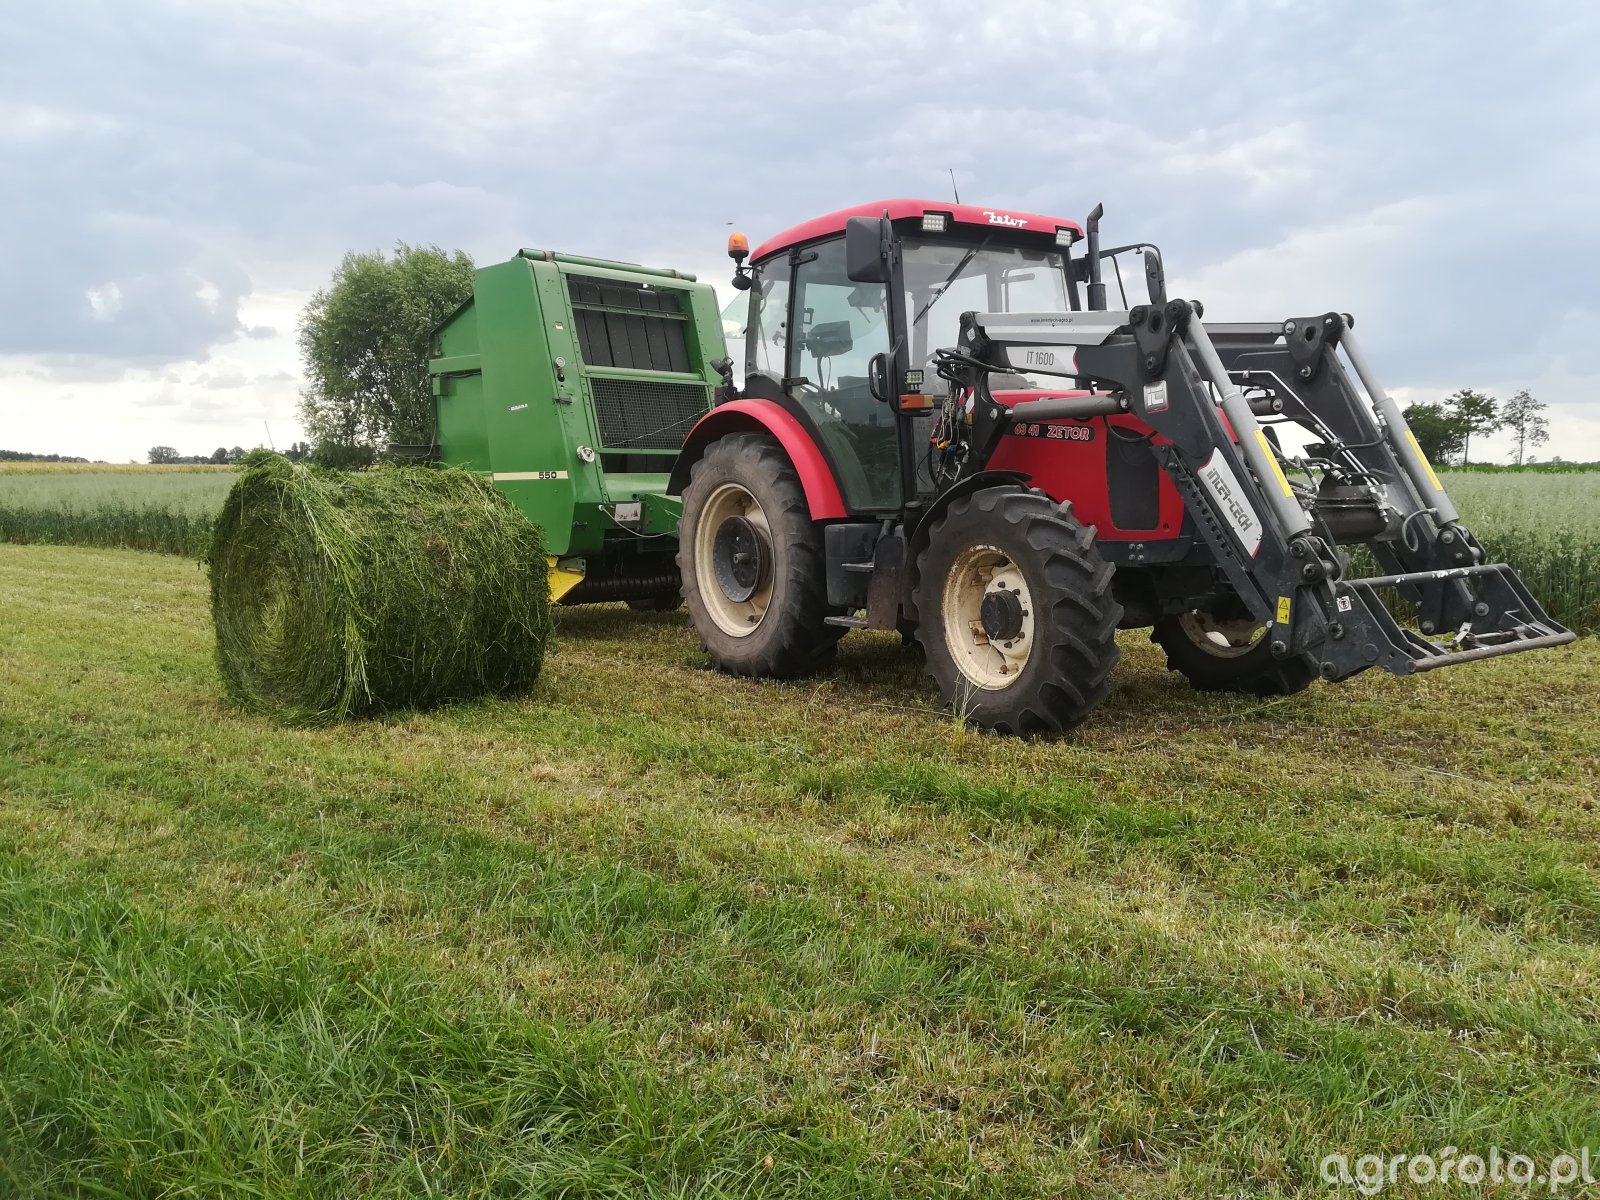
[721,200,1155,516]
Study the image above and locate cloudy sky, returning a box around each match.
[4,0,1597,463]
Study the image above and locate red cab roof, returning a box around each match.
[750,199,1083,263]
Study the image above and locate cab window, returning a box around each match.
[789,238,898,511]
[746,259,791,379]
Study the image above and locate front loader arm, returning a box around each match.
[946,301,1574,682]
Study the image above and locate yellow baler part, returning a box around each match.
[548,556,586,602]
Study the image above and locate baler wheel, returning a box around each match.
[1150,610,1316,696]
[678,432,842,678]
[914,488,1121,735]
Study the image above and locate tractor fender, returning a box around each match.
[901,471,1031,622]
[667,399,847,520]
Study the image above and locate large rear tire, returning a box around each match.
[678,432,842,678]
[913,488,1121,736]
[1150,609,1316,696]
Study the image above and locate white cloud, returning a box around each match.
[84,282,124,321]
[1,0,1596,462]
[0,101,119,144]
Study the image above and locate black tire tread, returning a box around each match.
[913,487,1122,736]
[677,433,843,679]
[1149,614,1317,697]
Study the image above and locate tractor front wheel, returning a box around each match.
[1149,609,1316,696]
[914,488,1121,736]
[678,432,842,678]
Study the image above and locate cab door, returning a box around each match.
[786,238,900,511]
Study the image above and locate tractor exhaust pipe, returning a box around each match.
[1084,203,1106,311]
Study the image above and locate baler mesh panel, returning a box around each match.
[569,276,691,373]
[589,378,710,451]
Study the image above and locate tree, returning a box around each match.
[309,440,377,471]
[1401,402,1467,463]
[210,446,230,464]
[284,440,312,463]
[297,242,475,454]
[227,446,246,463]
[1499,389,1550,466]
[148,445,180,464]
[0,450,89,462]
[1445,389,1500,465]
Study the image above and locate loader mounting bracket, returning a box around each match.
[1128,300,1192,381]
[1282,313,1344,383]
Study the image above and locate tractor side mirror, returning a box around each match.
[1142,247,1167,305]
[845,216,889,283]
[867,352,889,402]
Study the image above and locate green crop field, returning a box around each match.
[3,542,1598,1196]
[2,464,1595,633]
[0,467,236,557]
[1435,471,1600,633]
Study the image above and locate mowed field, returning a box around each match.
[3,542,1599,1196]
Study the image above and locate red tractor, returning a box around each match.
[668,199,1572,734]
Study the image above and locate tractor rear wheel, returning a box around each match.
[913,488,1121,736]
[678,432,842,678]
[1150,609,1316,696]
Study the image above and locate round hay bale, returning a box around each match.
[209,453,552,724]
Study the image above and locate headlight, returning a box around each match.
[921,212,950,233]
[1055,226,1076,247]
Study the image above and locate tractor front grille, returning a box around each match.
[588,377,710,451]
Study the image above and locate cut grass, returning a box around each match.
[2,543,1597,1196]
[209,455,553,723]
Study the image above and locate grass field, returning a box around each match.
[3,543,1598,1196]
[0,462,240,474]
[0,467,235,557]
[1434,471,1600,633]
[1,463,1594,635]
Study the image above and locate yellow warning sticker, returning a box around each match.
[1276,595,1292,625]
[1255,429,1295,497]
[1405,430,1443,491]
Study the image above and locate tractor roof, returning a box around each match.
[751,199,1083,263]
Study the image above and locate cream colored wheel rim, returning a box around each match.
[941,544,1034,691]
[1178,611,1265,658]
[695,482,774,638]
